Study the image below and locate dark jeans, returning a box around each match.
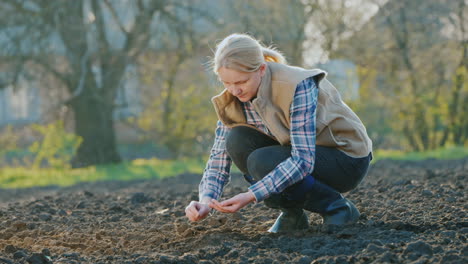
[226,125,371,196]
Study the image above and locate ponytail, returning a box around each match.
[262,46,286,64]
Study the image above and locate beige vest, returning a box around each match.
[211,62,372,158]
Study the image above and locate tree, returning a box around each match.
[337,0,467,150]
[442,0,468,145]
[0,0,217,166]
[301,0,380,65]
[134,4,219,158]
[216,0,309,66]
[132,0,312,158]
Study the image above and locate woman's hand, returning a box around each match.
[185,201,211,222]
[209,191,256,213]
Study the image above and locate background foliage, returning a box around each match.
[0,0,466,187]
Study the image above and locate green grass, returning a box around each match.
[1,146,466,189]
[0,158,207,189]
[373,146,468,162]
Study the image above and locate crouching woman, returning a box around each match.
[185,33,372,233]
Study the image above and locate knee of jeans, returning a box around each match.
[247,150,272,181]
[226,126,251,158]
[336,181,358,193]
[341,168,367,193]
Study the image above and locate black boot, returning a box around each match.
[263,194,309,233]
[302,180,360,225]
[268,208,309,233]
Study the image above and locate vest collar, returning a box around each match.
[251,63,272,112]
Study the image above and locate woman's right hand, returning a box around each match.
[185,201,211,221]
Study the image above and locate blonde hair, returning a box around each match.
[213,33,286,74]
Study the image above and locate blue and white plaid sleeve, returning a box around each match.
[198,120,232,201]
[248,77,318,202]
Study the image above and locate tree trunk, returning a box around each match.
[70,95,121,167]
[403,123,421,151]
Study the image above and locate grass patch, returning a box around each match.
[373,146,468,162]
[2,146,466,188]
[0,158,207,189]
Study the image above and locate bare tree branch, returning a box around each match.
[0,59,25,89]
[29,57,70,87]
[123,3,162,60]
[102,0,129,35]
[173,3,223,28]
[136,0,144,13]
[64,47,90,105]
[2,0,41,17]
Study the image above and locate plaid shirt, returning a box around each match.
[199,77,318,202]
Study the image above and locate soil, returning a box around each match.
[0,158,466,264]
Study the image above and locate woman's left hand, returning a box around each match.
[209,191,256,213]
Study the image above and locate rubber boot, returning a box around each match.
[268,208,309,233]
[243,174,310,232]
[261,193,309,233]
[302,180,360,225]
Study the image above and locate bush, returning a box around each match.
[29,121,82,169]
[0,125,19,164]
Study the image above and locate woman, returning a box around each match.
[185,33,372,233]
